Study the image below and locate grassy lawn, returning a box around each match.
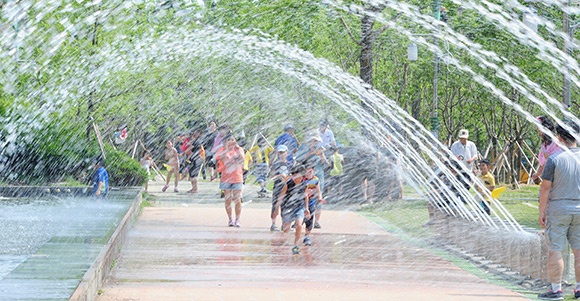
[362,184,542,240]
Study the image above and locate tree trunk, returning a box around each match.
[360,15,374,86]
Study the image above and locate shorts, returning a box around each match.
[188,158,202,178]
[281,207,304,224]
[219,182,243,191]
[546,213,580,251]
[254,163,269,182]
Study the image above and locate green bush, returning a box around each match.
[97,144,148,187]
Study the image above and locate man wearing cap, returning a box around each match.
[93,158,109,198]
[450,129,479,171]
[537,121,580,300]
[274,124,298,166]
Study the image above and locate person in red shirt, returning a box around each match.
[215,133,245,227]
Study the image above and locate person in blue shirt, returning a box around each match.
[274,124,298,166]
[93,158,109,198]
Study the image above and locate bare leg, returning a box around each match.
[547,250,564,285]
[173,170,179,189]
[315,209,321,225]
[224,190,233,220]
[282,221,292,234]
[361,178,368,202]
[573,249,580,284]
[294,218,304,246]
[165,170,173,186]
[367,180,376,204]
[190,177,198,192]
[233,190,242,221]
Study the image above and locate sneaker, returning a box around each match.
[314,222,321,229]
[228,219,234,227]
[575,289,580,299]
[303,236,311,246]
[259,188,267,193]
[174,188,179,193]
[537,290,563,300]
[162,185,169,192]
[292,246,300,255]
[235,220,241,228]
[270,224,279,232]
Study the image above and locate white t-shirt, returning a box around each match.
[319,129,336,148]
[450,140,478,170]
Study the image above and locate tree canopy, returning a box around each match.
[0,0,578,185]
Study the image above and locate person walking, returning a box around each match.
[162,140,180,192]
[450,129,478,172]
[303,164,324,246]
[532,116,562,183]
[140,151,153,193]
[215,133,245,227]
[201,121,218,180]
[183,128,204,193]
[249,136,274,194]
[268,145,293,231]
[537,121,580,300]
[274,124,298,166]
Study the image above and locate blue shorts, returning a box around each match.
[219,182,243,191]
[281,207,304,224]
[254,163,269,182]
[546,213,580,251]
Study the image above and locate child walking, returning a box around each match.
[477,159,495,215]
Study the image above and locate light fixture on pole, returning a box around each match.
[523,13,538,33]
[407,43,418,61]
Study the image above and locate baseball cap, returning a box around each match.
[284,124,294,131]
[458,129,469,139]
[276,145,288,152]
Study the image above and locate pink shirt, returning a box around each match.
[538,141,561,166]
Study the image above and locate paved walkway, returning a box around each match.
[96,178,530,301]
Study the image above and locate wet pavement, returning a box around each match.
[96,179,530,301]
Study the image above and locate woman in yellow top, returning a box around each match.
[249,137,275,193]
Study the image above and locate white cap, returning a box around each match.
[458,129,469,139]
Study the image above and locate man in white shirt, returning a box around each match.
[319,120,336,149]
[450,129,478,171]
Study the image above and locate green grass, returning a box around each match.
[364,184,542,239]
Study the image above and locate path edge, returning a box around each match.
[69,191,143,301]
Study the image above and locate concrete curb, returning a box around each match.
[69,191,143,301]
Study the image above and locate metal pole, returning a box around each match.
[564,1,572,109]
[432,0,440,140]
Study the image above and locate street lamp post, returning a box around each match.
[407,1,441,140]
[525,2,577,110]
[432,0,441,140]
[563,2,580,110]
